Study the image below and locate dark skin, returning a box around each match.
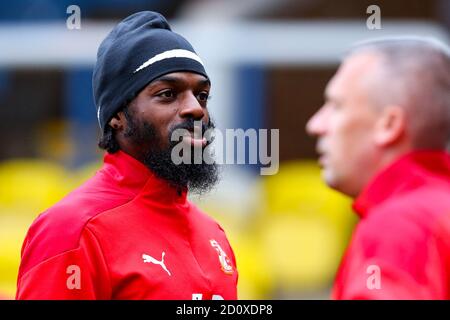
[109,72,211,163]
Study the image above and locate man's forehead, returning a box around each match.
[326,52,382,95]
[340,52,382,80]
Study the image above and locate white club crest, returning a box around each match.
[210,240,233,275]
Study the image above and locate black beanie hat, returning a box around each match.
[93,11,208,131]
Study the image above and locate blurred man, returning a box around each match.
[306,37,450,299]
[17,11,238,299]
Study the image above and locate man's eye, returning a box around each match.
[157,90,175,99]
[197,91,210,102]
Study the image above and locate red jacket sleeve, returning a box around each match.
[17,227,111,300]
[333,205,448,300]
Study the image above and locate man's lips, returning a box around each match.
[315,144,327,167]
[182,131,207,147]
[318,154,326,167]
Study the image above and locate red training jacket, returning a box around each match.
[333,151,450,299]
[17,151,238,300]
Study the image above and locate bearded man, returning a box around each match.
[16,11,238,300]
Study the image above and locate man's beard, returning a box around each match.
[123,108,219,194]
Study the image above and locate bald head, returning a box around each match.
[347,37,450,150]
[307,37,450,197]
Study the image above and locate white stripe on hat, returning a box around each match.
[97,105,102,126]
[133,49,204,74]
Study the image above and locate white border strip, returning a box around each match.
[0,21,447,67]
[133,49,204,73]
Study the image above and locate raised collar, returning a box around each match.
[352,150,450,219]
[102,151,187,204]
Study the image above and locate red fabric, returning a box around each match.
[16,151,238,300]
[332,151,450,299]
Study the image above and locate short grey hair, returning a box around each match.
[347,36,450,150]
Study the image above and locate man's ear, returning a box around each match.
[374,105,407,147]
[108,111,126,131]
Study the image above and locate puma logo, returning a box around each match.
[142,252,171,276]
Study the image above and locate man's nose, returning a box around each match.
[306,106,327,136]
[179,93,205,120]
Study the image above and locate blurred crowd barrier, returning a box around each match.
[0,156,356,299]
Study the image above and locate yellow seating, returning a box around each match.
[260,161,355,295]
[0,159,100,299]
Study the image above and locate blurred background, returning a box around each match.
[0,0,448,299]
